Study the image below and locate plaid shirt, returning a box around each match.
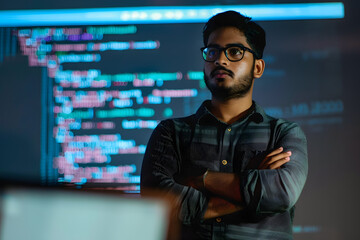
[141,101,308,240]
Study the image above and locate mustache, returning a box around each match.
[210,66,234,77]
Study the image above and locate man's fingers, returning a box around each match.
[268,157,290,169]
[259,147,284,168]
[259,157,290,169]
[258,149,292,169]
[266,147,284,158]
[259,149,291,168]
[265,151,292,165]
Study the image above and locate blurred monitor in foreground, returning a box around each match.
[0,186,175,240]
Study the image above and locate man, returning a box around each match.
[141,11,308,240]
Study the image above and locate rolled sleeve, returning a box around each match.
[140,120,208,224]
[241,122,308,214]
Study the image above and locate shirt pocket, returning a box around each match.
[233,144,267,172]
[187,142,219,170]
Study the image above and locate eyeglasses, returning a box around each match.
[200,44,257,62]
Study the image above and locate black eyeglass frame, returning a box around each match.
[200,44,258,62]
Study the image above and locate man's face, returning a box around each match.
[204,26,255,100]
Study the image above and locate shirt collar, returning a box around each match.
[195,100,265,125]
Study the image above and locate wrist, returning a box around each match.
[202,170,209,189]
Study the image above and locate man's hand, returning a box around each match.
[204,197,244,219]
[258,147,291,169]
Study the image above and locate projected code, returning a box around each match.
[4,23,344,189]
[13,25,204,189]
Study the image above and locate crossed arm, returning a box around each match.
[141,120,308,223]
[190,147,292,219]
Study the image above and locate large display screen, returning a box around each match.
[0,1,359,239]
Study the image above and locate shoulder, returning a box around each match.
[256,103,306,143]
[256,103,303,133]
[271,117,307,143]
[155,113,197,133]
[274,117,303,133]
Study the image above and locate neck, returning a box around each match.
[210,96,253,124]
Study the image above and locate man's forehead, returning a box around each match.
[207,26,248,47]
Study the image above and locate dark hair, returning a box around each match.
[203,11,266,59]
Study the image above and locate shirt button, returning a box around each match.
[216,217,222,223]
[222,160,227,165]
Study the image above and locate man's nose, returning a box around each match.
[214,50,229,66]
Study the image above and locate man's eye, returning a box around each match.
[227,47,242,56]
[207,48,218,57]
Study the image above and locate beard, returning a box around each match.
[204,63,254,101]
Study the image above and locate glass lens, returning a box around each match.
[203,47,218,61]
[225,47,244,61]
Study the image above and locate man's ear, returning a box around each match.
[253,59,265,79]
